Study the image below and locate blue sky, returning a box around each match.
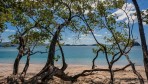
[1,0,148,45]
[62,0,148,45]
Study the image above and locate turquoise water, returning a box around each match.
[0,46,144,66]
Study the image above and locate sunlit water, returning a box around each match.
[0,46,144,66]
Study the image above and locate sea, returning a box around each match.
[0,46,144,66]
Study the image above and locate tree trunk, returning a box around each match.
[20,48,30,82]
[42,27,62,71]
[57,41,67,71]
[46,30,60,66]
[92,49,101,69]
[132,0,148,80]
[29,25,64,81]
[13,54,22,75]
[125,54,144,83]
[13,37,25,75]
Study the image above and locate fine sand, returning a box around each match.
[0,63,148,84]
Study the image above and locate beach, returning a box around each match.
[0,63,148,84]
[0,45,147,83]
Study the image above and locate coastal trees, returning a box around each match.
[28,1,76,82]
[0,0,67,83]
[0,0,147,83]
[72,0,144,83]
[132,0,148,80]
[2,0,73,83]
[4,1,49,81]
[9,1,38,75]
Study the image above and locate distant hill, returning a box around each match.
[0,41,141,47]
[0,42,17,47]
[64,44,89,46]
[64,42,141,46]
[132,41,140,46]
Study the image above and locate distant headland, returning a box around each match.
[0,41,141,47]
[64,41,141,46]
[132,41,140,46]
[0,42,17,47]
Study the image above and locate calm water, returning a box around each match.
[0,46,144,66]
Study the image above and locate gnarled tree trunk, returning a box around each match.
[13,37,25,75]
[20,48,30,82]
[132,0,148,80]
[28,23,69,83]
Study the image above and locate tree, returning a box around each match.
[0,0,146,83]
[0,0,12,42]
[2,1,50,82]
[71,0,144,83]
[132,0,148,80]
[3,0,72,83]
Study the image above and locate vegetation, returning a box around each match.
[0,0,147,83]
[75,0,143,83]
[132,0,148,80]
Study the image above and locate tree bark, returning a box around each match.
[132,0,148,80]
[28,1,72,81]
[13,37,25,75]
[13,54,22,75]
[20,48,30,82]
[92,49,101,69]
[125,54,144,84]
[57,41,67,71]
[28,24,67,82]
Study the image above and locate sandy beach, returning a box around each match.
[0,63,148,84]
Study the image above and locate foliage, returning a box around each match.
[141,9,148,24]
[0,0,145,83]
[0,1,12,42]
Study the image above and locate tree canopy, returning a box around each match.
[0,0,147,83]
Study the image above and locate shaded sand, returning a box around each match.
[0,64,148,84]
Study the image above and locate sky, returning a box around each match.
[1,0,148,45]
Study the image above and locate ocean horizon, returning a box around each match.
[0,46,144,66]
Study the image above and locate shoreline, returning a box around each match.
[0,61,144,65]
[0,64,148,83]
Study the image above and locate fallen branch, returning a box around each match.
[72,64,131,81]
